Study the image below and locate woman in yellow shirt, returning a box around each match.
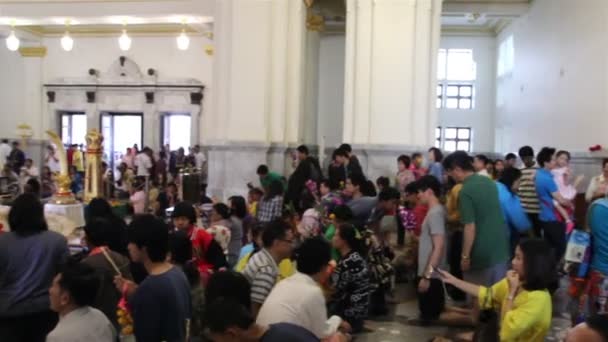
[438,238,553,342]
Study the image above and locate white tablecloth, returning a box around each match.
[0,203,85,237]
[44,203,86,228]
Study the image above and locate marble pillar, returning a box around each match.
[343,0,442,146]
[206,0,309,199]
[22,56,44,140]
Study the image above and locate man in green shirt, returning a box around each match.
[443,151,509,287]
[256,165,284,192]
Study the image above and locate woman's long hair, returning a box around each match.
[518,238,556,291]
[498,167,523,194]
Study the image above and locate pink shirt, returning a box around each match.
[552,166,576,201]
[130,190,146,214]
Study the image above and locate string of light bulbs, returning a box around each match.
[5,21,193,52]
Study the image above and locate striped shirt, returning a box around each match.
[242,249,279,305]
[519,166,540,214]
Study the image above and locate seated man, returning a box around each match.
[242,219,295,317]
[206,297,321,342]
[47,262,116,342]
[257,237,350,339]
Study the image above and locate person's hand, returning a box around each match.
[437,268,457,285]
[506,270,520,293]
[461,258,471,272]
[114,276,136,297]
[338,320,352,333]
[418,278,431,293]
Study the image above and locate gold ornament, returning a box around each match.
[46,130,77,204]
[84,129,104,203]
[306,12,325,32]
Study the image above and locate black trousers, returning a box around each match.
[528,213,542,238]
[416,277,446,321]
[540,220,567,261]
[447,230,466,301]
[0,311,58,342]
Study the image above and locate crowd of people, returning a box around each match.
[1,141,608,341]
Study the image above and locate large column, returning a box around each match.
[206,0,307,199]
[19,47,45,140]
[343,0,441,147]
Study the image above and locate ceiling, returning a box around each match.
[442,0,531,35]
[0,0,531,39]
[0,0,214,39]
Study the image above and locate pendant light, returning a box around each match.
[5,27,19,52]
[177,30,190,50]
[118,26,131,51]
[61,21,74,52]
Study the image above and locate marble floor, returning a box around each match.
[356,278,572,342]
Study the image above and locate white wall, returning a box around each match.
[495,0,608,153]
[0,35,213,139]
[43,36,213,83]
[0,47,28,139]
[439,35,496,153]
[317,34,345,149]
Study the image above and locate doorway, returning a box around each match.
[101,113,143,170]
[161,113,191,152]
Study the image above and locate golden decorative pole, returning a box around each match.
[84,129,104,203]
[16,124,33,148]
[46,131,76,204]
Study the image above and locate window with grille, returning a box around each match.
[436,48,476,109]
[443,127,472,152]
[445,84,473,109]
[435,127,442,148]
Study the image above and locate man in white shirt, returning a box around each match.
[193,145,206,169]
[47,262,116,342]
[0,139,11,169]
[20,159,39,187]
[135,148,153,177]
[257,237,351,339]
[586,159,608,203]
[45,146,61,174]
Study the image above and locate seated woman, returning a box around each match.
[172,201,228,284]
[329,223,371,334]
[206,203,233,254]
[438,238,554,342]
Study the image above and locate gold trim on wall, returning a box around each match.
[20,24,202,38]
[18,46,47,57]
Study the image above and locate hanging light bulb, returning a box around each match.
[176,29,190,50]
[118,28,131,51]
[5,30,20,52]
[61,32,74,51]
[61,20,74,52]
